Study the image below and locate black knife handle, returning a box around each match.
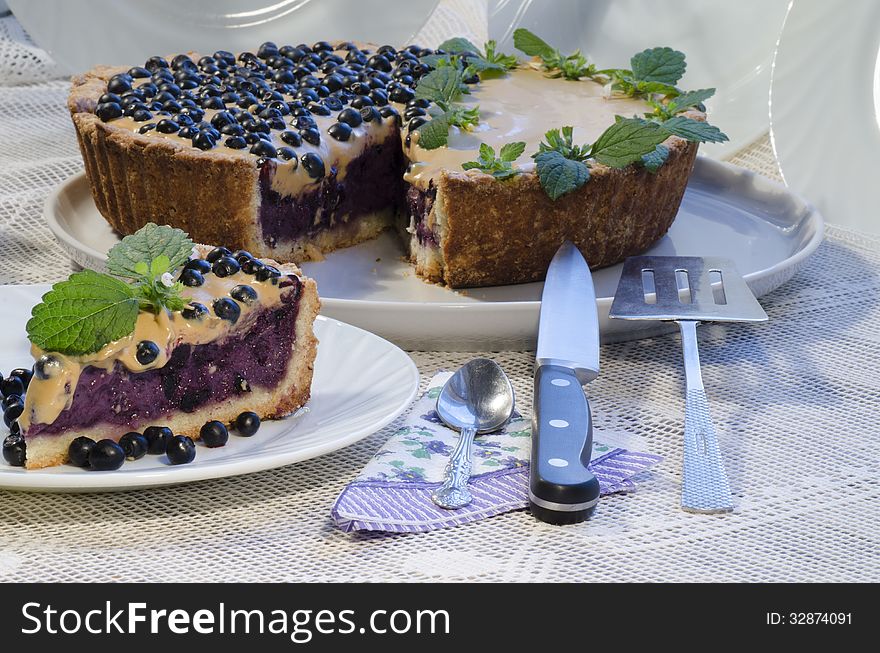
[529,364,600,525]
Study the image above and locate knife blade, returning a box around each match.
[530,241,601,525]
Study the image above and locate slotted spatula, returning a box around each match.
[609,256,768,513]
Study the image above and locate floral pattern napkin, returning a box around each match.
[331,371,662,533]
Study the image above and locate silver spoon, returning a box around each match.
[431,358,515,509]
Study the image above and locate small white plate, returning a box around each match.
[46,157,824,349]
[0,285,418,492]
[7,0,439,74]
[770,0,880,234]
[489,0,790,159]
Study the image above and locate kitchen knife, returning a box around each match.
[530,241,601,525]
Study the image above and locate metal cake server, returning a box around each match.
[609,256,767,513]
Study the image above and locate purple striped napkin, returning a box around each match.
[331,372,661,533]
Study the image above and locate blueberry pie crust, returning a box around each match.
[68,41,700,288]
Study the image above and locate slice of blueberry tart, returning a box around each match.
[16,224,319,469]
[68,32,727,288]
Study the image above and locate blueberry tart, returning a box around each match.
[68,36,719,288]
[17,226,318,469]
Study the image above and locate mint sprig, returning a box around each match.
[414,66,465,105]
[26,224,197,355]
[512,28,594,80]
[532,127,592,199]
[462,141,525,179]
[427,38,518,77]
[106,223,193,280]
[27,270,140,355]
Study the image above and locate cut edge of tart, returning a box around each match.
[18,233,319,470]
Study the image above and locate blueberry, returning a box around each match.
[2,433,26,467]
[89,439,125,471]
[166,435,196,464]
[206,246,232,262]
[299,127,321,146]
[404,106,426,120]
[379,105,400,125]
[389,85,415,103]
[199,421,229,448]
[67,436,95,467]
[407,116,428,131]
[255,264,281,282]
[323,96,344,111]
[230,284,258,305]
[107,74,132,95]
[307,102,331,116]
[234,411,261,437]
[327,122,352,141]
[249,140,277,158]
[280,130,302,146]
[99,92,123,105]
[360,106,381,123]
[406,97,431,109]
[185,258,212,273]
[213,297,241,323]
[28,354,61,380]
[300,152,325,179]
[293,114,316,129]
[0,375,24,398]
[192,131,216,150]
[369,89,388,106]
[95,101,123,121]
[144,425,173,455]
[138,123,157,134]
[201,96,225,110]
[241,257,265,275]
[179,268,205,287]
[350,95,373,109]
[135,340,160,365]
[233,250,254,264]
[9,368,32,391]
[2,394,22,411]
[367,54,392,73]
[132,108,153,122]
[145,55,170,72]
[212,255,241,277]
[220,122,245,136]
[3,403,22,428]
[156,118,180,134]
[128,66,151,79]
[181,302,208,321]
[277,146,297,161]
[337,107,363,128]
[119,432,148,460]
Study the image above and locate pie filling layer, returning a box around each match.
[26,283,302,439]
[259,136,405,246]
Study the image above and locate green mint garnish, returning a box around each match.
[414,100,480,150]
[534,151,590,200]
[630,47,687,86]
[512,28,594,80]
[659,116,728,144]
[641,144,670,173]
[26,223,197,355]
[462,141,525,179]
[414,66,465,105]
[590,118,670,168]
[483,40,518,70]
[106,223,194,280]
[535,126,591,161]
[431,38,517,77]
[26,270,140,355]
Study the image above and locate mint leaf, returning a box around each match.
[535,151,590,200]
[107,223,193,280]
[641,144,670,173]
[414,67,463,104]
[512,28,556,59]
[462,141,525,180]
[671,88,715,111]
[630,47,686,85]
[535,126,590,161]
[437,37,479,55]
[661,116,728,143]
[415,112,452,150]
[27,270,139,355]
[499,141,526,162]
[483,40,518,70]
[591,118,669,168]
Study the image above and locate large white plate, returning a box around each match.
[0,286,418,492]
[489,0,790,159]
[45,157,824,350]
[7,0,438,73]
[770,0,880,234]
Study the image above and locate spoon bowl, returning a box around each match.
[432,358,515,509]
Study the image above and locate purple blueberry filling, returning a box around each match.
[406,183,439,247]
[258,137,405,247]
[27,282,302,438]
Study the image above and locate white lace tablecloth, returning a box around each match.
[0,10,878,583]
